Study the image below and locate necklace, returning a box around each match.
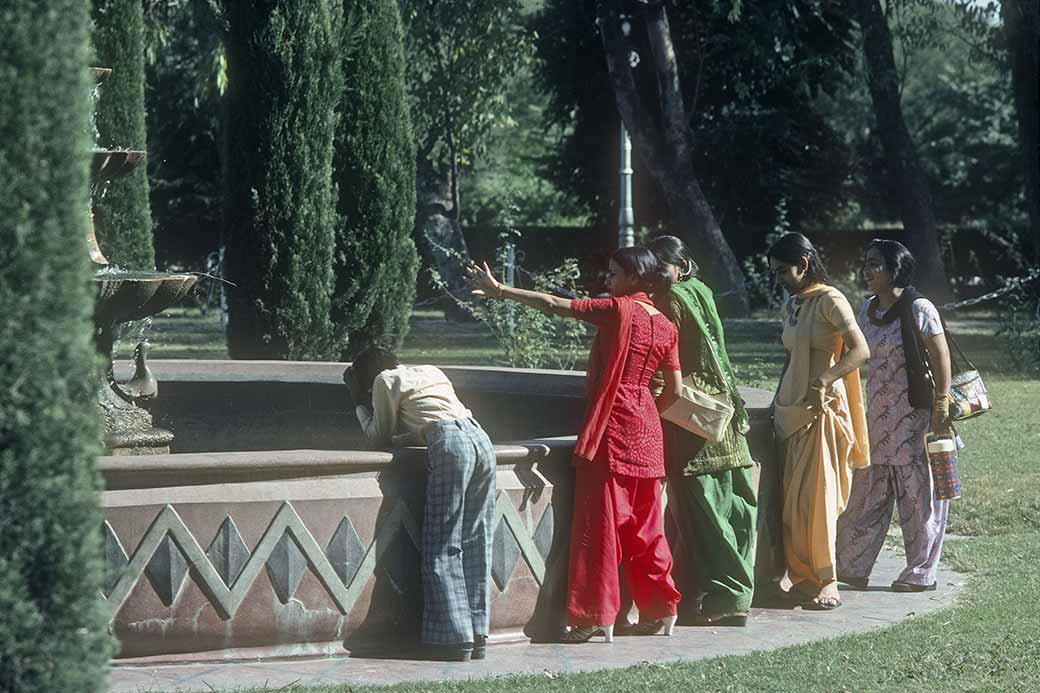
[866,294,899,326]
[785,295,803,327]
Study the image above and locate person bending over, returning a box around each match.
[344,348,496,662]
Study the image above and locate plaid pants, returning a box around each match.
[421,418,497,645]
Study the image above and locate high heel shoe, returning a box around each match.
[662,614,677,636]
[559,624,614,643]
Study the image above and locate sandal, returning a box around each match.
[690,612,749,627]
[891,580,936,593]
[838,575,869,590]
[558,624,614,643]
[801,597,841,611]
[615,615,678,636]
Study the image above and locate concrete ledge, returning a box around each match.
[99,440,573,490]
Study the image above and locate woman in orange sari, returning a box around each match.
[468,247,683,641]
[768,233,870,610]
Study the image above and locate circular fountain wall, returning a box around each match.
[99,361,779,663]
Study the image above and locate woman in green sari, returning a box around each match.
[648,236,757,627]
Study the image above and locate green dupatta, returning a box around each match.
[669,278,750,434]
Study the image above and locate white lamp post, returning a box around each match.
[617,14,636,248]
[618,123,635,248]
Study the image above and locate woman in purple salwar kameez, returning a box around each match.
[836,240,953,592]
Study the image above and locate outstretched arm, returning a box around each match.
[466,261,573,317]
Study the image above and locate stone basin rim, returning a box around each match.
[115,359,775,408]
[98,438,576,490]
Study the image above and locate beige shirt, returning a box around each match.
[355,365,472,446]
[774,285,870,468]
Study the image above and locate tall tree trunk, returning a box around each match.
[1002,0,1040,260]
[856,0,950,300]
[598,1,749,315]
[414,155,473,320]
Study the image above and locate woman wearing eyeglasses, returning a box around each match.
[835,240,952,593]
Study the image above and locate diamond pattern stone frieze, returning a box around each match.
[206,517,250,587]
[102,521,129,597]
[103,490,551,622]
[266,532,308,604]
[326,517,367,586]
[491,517,522,591]
[144,534,189,607]
[533,505,555,561]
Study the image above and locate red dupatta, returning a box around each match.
[574,292,650,463]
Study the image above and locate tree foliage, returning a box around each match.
[820,0,1023,229]
[143,0,224,269]
[332,0,418,356]
[401,0,533,217]
[535,0,857,259]
[0,0,112,688]
[93,0,156,269]
[221,0,342,359]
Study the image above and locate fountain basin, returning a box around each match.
[92,148,146,181]
[95,271,197,326]
[101,362,781,663]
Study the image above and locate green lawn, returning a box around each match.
[141,306,1040,691]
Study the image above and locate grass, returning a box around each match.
[140,304,1040,691]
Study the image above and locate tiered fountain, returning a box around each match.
[90,67,197,454]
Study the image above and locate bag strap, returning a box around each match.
[936,315,976,372]
[909,314,938,390]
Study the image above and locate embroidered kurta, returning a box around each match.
[835,295,949,588]
[571,297,680,478]
[858,297,943,466]
[565,295,682,625]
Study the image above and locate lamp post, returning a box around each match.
[618,122,635,249]
[617,13,636,249]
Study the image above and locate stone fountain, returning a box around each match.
[90,66,197,454]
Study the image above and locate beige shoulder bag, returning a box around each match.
[660,340,735,443]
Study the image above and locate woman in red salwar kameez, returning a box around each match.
[468,247,683,643]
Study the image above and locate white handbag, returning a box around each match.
[661,378,734,443]
[660,342,735,443]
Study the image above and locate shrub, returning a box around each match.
[0,0,113,688]
[332,0,418,357]
[222,0,343,359]
[435,229,590,370]
[996,271,1040,373]
[92,0,155,269]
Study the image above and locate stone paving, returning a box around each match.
[107,548,963,692]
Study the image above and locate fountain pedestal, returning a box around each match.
[90,66,198,453]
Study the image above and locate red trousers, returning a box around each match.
[566,462,681,625]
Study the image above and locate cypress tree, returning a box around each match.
[222,0,343,359]
[333,0,418,356]
[0,0,113,689]
[92,0,155,269]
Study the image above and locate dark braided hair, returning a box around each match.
[648,235,699,279]
[767,233,830,285]
[865,239,916,289]
[612,246,673,295]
